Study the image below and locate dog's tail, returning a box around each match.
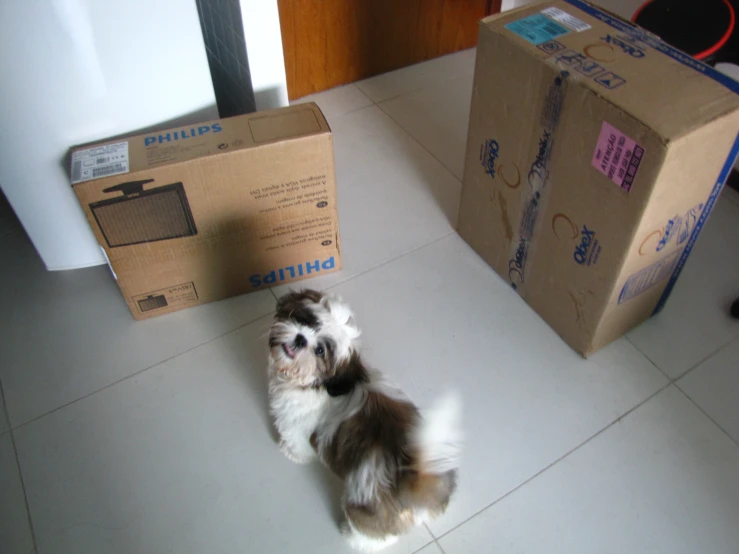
[411,390,463,475]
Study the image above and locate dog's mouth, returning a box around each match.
[282,343,296,359]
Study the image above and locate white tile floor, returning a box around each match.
[2,47,739,554]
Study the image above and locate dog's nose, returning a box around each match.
[294,334,307,348]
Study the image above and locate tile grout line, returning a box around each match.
[370,66,475,106]
[0,375,11,436]
[411,535,435,554]
[356,61,475,106]
[675,384,739,449]
[321,101,377,122]
[410,533,445,554]
[264,232,455,297]
[430,381,673,543]
[0,379,39,553]
[319,83,465,187]
[294,87,373,121]
[373,100,464,187]
[625,330,739,384]
[8,429,39,554]
[9,232,456,431]
[671,338,739,450]
[421,523,435,551]
[671,334,739,382]
[624,335,672,381]
[349,84,375,108]
[361,84,430,105]
[268,288,279,302]
[9,310,277,432]
[355,72,469,185]
[322,232,457,294]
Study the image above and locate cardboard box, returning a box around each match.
[71,103,341,319]
[458,0,739,356]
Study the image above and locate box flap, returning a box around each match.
[71,102,330,183]
[484,0,739,140]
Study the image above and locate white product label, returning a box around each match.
[71,141,129,184]
[542,7,591,32]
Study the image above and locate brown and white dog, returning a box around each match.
[267,290,461,551]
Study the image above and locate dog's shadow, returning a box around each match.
[308,462,345,524]
[230,309,345,524]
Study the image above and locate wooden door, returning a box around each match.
[278,0,499,100]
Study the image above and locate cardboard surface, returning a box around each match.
[458,0,739,356]
[71,103,341,319]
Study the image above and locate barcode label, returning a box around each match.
[542,7,591,32]
[543,21,565,35]
[92,164,127,178]
[133,282,198,314]
[70,141,129,184]
[138,295,168,312]
[72,161,82,182]
[505,14,569,46]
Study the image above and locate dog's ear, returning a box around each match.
[276,289,322,310]
[275,289,324,320]
[321,293,361,341]
[323,351,368,397]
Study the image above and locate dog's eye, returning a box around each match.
[314,345,325,357]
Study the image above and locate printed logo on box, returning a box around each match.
[573,225,601,266]
[657,204,703,252]
[143,123,223,147]
[480,139,522,188]
[593,72,626,89]
[249,257,336,288]
[555,49,606,77]
[600,33,647,59]
[618,249,682,304]
[480,139,500,178]
[551,213,602,267]
[637,202,704,255]
[591,121,645,191]
[537,40,568,56]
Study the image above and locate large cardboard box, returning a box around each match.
[71,103,341,319]
[458,0,739,356]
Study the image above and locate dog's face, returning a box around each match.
[268,290,361,388]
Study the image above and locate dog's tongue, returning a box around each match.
[283,343,296,359]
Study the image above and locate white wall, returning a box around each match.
[238,0,289,110]
[0,0,218,270]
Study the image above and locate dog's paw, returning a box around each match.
[339,519,352,536]
[279,440,314,464]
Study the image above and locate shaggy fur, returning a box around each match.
[268,290,462,551]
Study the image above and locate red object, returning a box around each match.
[631,0,655,23]
[632,0,735,60]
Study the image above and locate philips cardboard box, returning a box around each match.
[71,103,341,319]
[458,0,739,356]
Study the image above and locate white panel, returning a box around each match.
[0,0,217,270]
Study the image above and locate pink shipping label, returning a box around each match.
[591,121,645,192]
